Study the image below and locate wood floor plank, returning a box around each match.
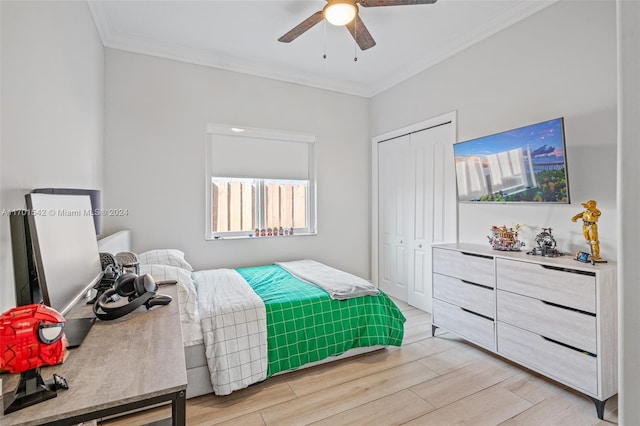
[405,385,533,426]
[501,389,617,426]
[402,305,429,320]
[259,361,439,425]
[103,299,618,426]
[181,381,296,424]
[210,411,265,426]
[285,342,429,397]
[417,343,492,375]
[401,309,429,321]
[403,325,436,345]
[500,371,565,405]
[411,357,520,408]
[310,389,435,426]
[416,333,471,357]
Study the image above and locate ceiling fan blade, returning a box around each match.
[359,0,437,7]
[346,15,376,50]
[278,11,324,43]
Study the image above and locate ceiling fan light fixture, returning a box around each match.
[323,1,358,26]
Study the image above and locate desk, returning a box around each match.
[1,285,187,425]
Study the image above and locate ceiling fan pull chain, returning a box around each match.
[354,20,358,62]
[323,20,327,59]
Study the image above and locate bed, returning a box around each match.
[97,232,406,398]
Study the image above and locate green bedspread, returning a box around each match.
[237,264,405,377]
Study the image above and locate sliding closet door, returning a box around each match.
[407,123,457,312]
[378,135,411,301]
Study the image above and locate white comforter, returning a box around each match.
[276,259,380,300]
[193,269,268,396]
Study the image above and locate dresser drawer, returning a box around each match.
[497,322,597,395]
[433,299,495,350]
[433,273,494,318]
[496,258,596,314]
[432,248,494,287]
[497,290,596,354]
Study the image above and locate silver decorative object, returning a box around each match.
[527,227,563,257]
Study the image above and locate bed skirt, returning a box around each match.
[184,342,386,399]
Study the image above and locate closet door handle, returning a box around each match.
[418,244,423,248]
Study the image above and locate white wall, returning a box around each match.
[0,0,104,313]
[371,0,617,258]
[103,49,371,278]
[617,1,640,423]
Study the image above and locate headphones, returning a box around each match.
[93,273,172,321]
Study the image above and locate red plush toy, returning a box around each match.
[0,304,66,374]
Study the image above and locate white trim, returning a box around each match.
[206,124,316,144]
[204,125,317,241]
[87,1,557,98]
[86,0,112,45]
[371,111,458,287]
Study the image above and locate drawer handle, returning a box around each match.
[540,300,596,317]
[460,307,494,321]
[541,335,596,357]
[461,251,493,260]
[460,279,493,291]
[540,264,596,277]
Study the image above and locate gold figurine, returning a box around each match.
[571,199,604,262]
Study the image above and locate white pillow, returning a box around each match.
[138,249,193,271]
[139,264,198,323]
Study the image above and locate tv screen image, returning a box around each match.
[454,117,569,203]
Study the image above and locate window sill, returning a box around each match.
[206,232,317,241]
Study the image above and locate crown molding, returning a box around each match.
[87,0,113,44]
[88,0,558,98]
[109,32,373,97]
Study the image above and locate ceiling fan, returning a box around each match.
[278,0,438,51]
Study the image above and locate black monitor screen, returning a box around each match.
[9,210,43,306]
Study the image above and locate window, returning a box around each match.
[211,178,256,233]
[263,179,307,230]
[210,178,309,235]
[206,126,316,239]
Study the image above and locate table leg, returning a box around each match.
[172,390,186,426]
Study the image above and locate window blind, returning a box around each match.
[209,133,311,180]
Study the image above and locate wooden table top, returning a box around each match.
[1,285,187,425]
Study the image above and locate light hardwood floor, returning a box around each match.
[105,299,618,425]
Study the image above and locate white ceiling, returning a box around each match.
[88,0,557,97]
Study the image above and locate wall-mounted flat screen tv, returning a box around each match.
[454,117,569,203]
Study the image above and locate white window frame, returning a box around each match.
[205,125,317,240]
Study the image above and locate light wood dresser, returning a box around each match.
[432,243,617,419]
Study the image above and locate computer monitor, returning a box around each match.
[9,210,43,307]
[25,193,103,316]
[31,188,103,235]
